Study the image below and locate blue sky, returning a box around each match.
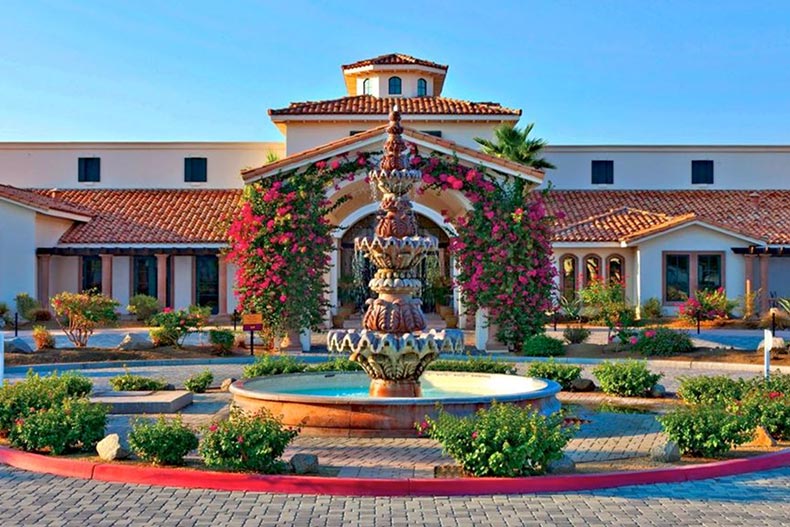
[2,1,789,144]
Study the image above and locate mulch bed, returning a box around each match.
[4,346,248,367]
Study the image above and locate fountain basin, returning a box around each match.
[229,371,561,437]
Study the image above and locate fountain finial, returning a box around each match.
[380,105,405,171]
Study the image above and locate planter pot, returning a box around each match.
[444,315,458,329]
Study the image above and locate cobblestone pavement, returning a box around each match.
[1,464,790,526]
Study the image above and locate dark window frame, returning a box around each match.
[691,160,714,185]
[417,78,427,96]
[388,76,402,95]
[184,157,208,183]
[591,160,614,185]
[559,254,578,300]
[663,251,725,304]
[78,157,101,183]
[81,255,102,292]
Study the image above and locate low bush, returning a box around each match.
[678,288,738,324]
[641,297,663,319]
[659,405,751,457]
[32,325,55,350]
[741,387,790,440]
[242,355,308,379]
[109,372,168,392]
[127,294,161,322]
[128,416,198,466]
[208,329,235,354]
[199,408,299,473]
[759,310,790,331]
[631,327,694,356]
[520,334,565,357]
[427,356,517,375]
[149,327,181,347]
[8,397,107,455]
[526,360,582,390]
[592,360,662,397]
[418,402,574,477]
[184,370,214,393]
[51,291,119,347]
[307,357,363,372]
[562,326,590,344]
[148,307,207,348]
[29,308,53,322]
[677,375,747,405]
[15,292,41,321]
[59,372,94,397]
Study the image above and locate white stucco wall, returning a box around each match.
[51,256,79,296]
[636,224,748,315]
[112,256,131,313]
[35,214,75,247]
[542,147,790,190]
[354,73,435,98]
[0,200,36,307]
[0,142,284,190]
[173,256,193,309]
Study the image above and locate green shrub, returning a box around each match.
[678,288,738,324]
[59,372,94,397]
[8,397,107,455]
[526,360,582,390]
[127,294,161,322]
[562,326,590,344]
[32,325,56,350]
[148,307,207,348]
[520,334,565,357]
[659,405,751,457]
[307,357,363,372]
[419,402,574,477]
[199,408,299,473]
[149,327,181,347]
[677,375,747,405]
[51,291,119,347]
[208,329,235,354]
[427,356,517,375]
[632,327,694,356]
[741,387,790,440]
[641,297,663,319]
[184,370,213,393]
[29,308,53,322]
[592,360,662,397]
[128,415,198,466]
[15,292,41,321]
[242,355,308,379]
[109,372,167,392]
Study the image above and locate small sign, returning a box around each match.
[242,313,263,332]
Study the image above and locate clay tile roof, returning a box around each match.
[269,96,521,117]
[0,184,92,218]
[546,190,790,245]
[31,189,242,244]
[342,53,448,71]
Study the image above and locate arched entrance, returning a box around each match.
[338,213,451,313]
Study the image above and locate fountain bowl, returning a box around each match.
[229,371,561,437]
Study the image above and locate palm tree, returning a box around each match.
[474,122,555,169]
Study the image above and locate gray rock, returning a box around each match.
[570,378,596,392]
[4,337,33,354]
[650,384,667,398]
[289,453,319,475]
[547,454,576,474]
[116,333,154,351]
[758,337,786,354]
[220,378,236,392]
[163,383,176,391]
[96,434,129,461]
[650,441,681,463]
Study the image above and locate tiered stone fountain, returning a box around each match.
[326,106,464,397]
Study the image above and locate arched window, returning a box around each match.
[560,255,578,300]
[583,254,602,286]
[417,78,427,97]
[388,76,402,95]
[607,254,625,287]
[362,78,371,95]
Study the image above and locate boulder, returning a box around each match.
[96,434,129,461]
[220,378,236,392]
[570,378,596,392]
[650,441,681,463]
[748,426,777,447]
[163,383,176,391]
[289,453,319,475]
[117,333,154,351]
[547,454,576,474]
[757,337,786,354]
[650,384,667,398]
[4,337,33,354]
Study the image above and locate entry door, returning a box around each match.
[195,255,219,314]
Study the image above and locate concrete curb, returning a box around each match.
[1,445,789,496]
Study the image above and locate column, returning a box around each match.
[100,254,113,298]
[37,254,51,307]
[155,253,168,307]
[744,255,755,316]
[217,254,228,315]
[474,308,488,352]
[759,254,770,313]
[327,237,341,325]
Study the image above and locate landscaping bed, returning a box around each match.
[4,345,248,367]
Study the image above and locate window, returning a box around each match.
[665,254,690,302]
[133,256,157,297]
[421,130,442,138]
[417,78,427,96]
[195,255,219,314]
[692,160,714,185]
[591,160,614,185]
[583,255,601,285]
[81,256,102,292]
[185,157,207,182]
[560,255,578,300]
[362,78,371,95]
[607,255,625,286]
[388,76,402,95]
[78,158,101,182]
[697,254,722,291]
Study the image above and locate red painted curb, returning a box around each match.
[2,446,790,496]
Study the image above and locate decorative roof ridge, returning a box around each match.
[341,53,448,71]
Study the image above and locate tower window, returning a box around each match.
[417,78,427,97]
[388,76,402,95]
[591,160,614,185]
[362,78,371,95]
[184,157,208,182]
[78,157,101,182]
[692,160,714,185]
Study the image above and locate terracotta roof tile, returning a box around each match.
[0,184,92,217]
[342,54,448,71]
[546,190,790,245]
[269,96,520,117]
[32,189,242,244]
